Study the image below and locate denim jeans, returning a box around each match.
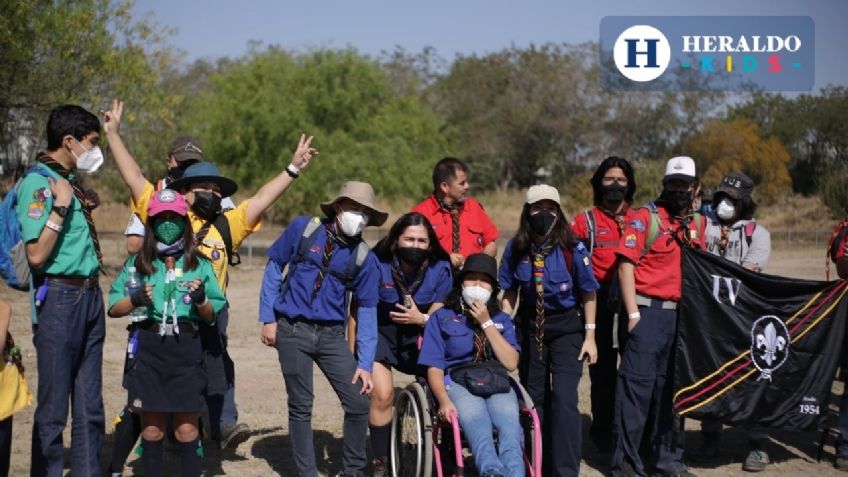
[447,382,524,477]
[276,318,370,477]
[30,281,105,477]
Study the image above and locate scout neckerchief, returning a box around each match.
[313,221,348,298]
[161,256,179,335]
[37,154,103,267]
[718,225,730,257]
[460,301,490,363]
[390,256,429,302]
[530,240,556,359]
[436,194,462,253]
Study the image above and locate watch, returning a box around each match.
[52,204,69,218]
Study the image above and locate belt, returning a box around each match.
[282,316,343,327]
[636,294,677,310]
[138,321,199,336]
[44,275,99,289]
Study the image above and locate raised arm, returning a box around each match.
[245,134,318,225]
[102,99,149,202]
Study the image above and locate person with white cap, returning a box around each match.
[611,156,706,477]
[499,184,599,477]
[258,181,387,477]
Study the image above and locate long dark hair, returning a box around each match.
[509,203,576,267]
[590,156,636,206]
[372,212,450,263]
[713,192,758,221]
[134,215,201,275]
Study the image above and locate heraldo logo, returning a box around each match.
[614,25,671,82]
[600,16,815,92]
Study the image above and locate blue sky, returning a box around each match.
[134,0,848,91]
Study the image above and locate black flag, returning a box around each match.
[673,247,848,430]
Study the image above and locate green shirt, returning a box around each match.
[108,255,226,322]
[15,163,100,276]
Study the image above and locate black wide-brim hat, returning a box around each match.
[458,253,499,288]
[166,161,238,198]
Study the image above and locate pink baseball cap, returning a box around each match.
[148,189,188,217]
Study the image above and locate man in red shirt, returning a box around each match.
[611,156,705,477]
[829,221,848,470]
[412,157,499,269]
[571,156,638,452]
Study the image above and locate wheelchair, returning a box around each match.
[390,374,542,477]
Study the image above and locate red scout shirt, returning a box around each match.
[571,206,637,284]
[412,194,499,258]
[829,221,848,262]
[615,204,705,302]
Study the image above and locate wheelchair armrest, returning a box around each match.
[509,376,536,409]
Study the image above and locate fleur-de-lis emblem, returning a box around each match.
[755,323,786,366]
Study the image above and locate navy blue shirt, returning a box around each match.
[259,215,380,371]
[376,258,452,312]
[499,240,599,310]
[418,308,519,377]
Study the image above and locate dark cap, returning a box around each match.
[715,172,754,200]
[167,136,204,163]
[458,254,498,287]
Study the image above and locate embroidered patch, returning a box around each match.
[309,245,321,254]
[624,234,637,249]
[211,249,221,261]
[630,219,646,232]
[494,322,504,330]
[132,398,142,409]
[27,202,44,219]
[183,293,193,304]
[33,187,51,202]
[175,268,183,277]
[381,282,395,289]
[597,228,610,236]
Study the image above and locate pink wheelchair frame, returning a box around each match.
[390,375,542,477]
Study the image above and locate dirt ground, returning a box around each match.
[2,230,846,476]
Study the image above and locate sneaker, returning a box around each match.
[835,454,848,471]
[218,422,250,449]
[371,459,388,477]
[651,469,698,477]
[742,449,769,472]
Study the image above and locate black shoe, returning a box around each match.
[613,459,639,477]
[652,469,698,477]
[371,459,388,477]
[218,422,250,449]
[698,431,721,460]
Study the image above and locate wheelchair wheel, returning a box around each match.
[391,385,433,477]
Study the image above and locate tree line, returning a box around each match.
[2,0,846,219]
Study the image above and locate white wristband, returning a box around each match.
[480,320,494,330]
[422,313,430,324]
[45,220,63,233]
[628,312,641,320]
[287,163,300,175]
[584,323,597,330]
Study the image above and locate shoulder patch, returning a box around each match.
[629,219,646,232]
[27,201,45,219]
[624,234,637,249]
[33,187,51,202]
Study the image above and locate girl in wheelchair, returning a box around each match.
[419,254,524,477]
[368,212,452,475]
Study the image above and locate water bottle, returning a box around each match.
[125,266,148,322]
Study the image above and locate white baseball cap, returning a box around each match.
[525,184,561,205]
[663,156,697,184]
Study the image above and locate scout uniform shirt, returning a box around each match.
[132,181,260,293]
[571,207,638,284]
[376,258,452,317]
[615,205,705,302]
[109,255,226,322]
[413,195,499,258]
[418,309,519,380]
[499,240,599,311]
[16,163,99,276]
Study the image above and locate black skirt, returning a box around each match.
[126,327,207,413]
[374,302,425,375]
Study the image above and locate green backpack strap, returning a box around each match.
[641,202,661,258]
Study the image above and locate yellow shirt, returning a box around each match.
[132,181,261,293]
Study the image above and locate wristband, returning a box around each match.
[628,312,641,320]
[480,320,495,330]
[584,323,597,330]
[45,220,63,233]
[285,163,300,178]
[422,313,430,324]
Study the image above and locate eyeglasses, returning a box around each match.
[602,177,628,186]
[171,142,202,155]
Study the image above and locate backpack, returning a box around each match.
[580,208,624,255]
[640,201,704,257]
[0,166,52,290]
[279,217,371,317]
[197,214,240,266]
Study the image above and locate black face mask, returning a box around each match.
[191,191,222,220]
[602,184,627,203]
[396,247,428,268]
[528,211,557,237]
[658,189,693,216]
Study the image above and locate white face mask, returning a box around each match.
[338,210,369,237]
[462,285,492,307]
[716,198,736,220]
[72,139,104,173]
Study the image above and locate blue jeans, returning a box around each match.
[447,382,524,477]
[276,318,370,477]
[30,281,105,477]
